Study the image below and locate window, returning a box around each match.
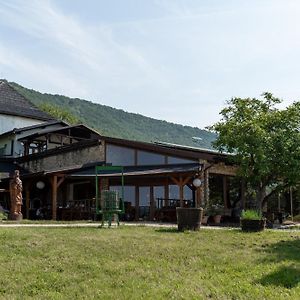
[106,144,135,166]
[167,156,196,164]
[110,186,135,205]
[137,150,165,165]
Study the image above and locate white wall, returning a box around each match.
[0,114,42,135]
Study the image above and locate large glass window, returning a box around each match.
[137,150,165,165]
[154,186,164,209]
[110,186,135,205]
[169,185,179,199]
[139,187,150,219]
[167,156,196,164]
[184,186,193,200]
[106,144,135,166]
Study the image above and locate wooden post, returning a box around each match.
[135,186,139,221]
[25,185,30,219]
[223,176,228,209]
[164,179,169,207]
[52,175,57,220]
[150,186,155,221]
[204,169,209,205]
[179,184,184,207]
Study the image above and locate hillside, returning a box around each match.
[10,82,216,149]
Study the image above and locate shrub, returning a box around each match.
[241,210,262,220]
[0,211,8,220]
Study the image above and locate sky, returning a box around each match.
[1,0,300,128]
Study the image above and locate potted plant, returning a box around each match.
[205,204,224,224]
[240,210,266,232]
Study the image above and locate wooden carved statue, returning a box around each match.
[9,170,23,220]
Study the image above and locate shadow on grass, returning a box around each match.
[257,237,300,288]
[155,228,179,233]
[263,238,300,262]
[258,266,300,288]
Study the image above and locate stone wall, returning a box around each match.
[20,143,105,173]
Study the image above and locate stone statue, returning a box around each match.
[9,170,23,220]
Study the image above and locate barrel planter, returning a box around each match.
[176,207,203,231]
[240,218,266,232]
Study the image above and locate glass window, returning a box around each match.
[169,185,179,199]
[139,187,150,207]
[154,186,164,209]
[139,187,150,219]
[137,150,165,165]
[110,186,135,205]
[168,156,196,164]
[106,144,135,166]
[184,186,193,200]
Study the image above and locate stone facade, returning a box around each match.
[20,143,105,173]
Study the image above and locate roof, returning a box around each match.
[0,120,68,139]
[68,163,202,178]
[154,141,233,156]
[0,80,53,121]
[18,124,101,142]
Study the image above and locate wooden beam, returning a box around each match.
[170,176,180,186]
[182,176,191,186]
[52,175,57,220]
[57,176,65,189]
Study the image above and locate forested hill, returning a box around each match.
[10,82,216,149]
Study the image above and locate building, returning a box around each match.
[0,80,52,135]
[0,80,241,222]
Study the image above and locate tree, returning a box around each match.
[39,103,80,125]
[209,93,300,210]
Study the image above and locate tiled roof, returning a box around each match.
[0,80,53,120]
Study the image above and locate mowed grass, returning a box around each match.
[0,227,299,300]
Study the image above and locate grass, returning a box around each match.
[0,226,299,299]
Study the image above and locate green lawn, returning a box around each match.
[0,226,299,299]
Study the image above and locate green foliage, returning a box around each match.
[209,93,300,208]
[0,227,299,299]
[10,82,216,149]
[0,211,7,220]
[205,204,224,216]
[38,103,79,125]
[241,209,262,220]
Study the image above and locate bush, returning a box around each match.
[0,211,8,220]
[292,214,300,222]
[241,210,262,220]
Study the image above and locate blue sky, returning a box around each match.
[0,0,300,128]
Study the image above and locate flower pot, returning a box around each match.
[240,219,266,232]
[176,207,203,231]
[213,214,222,224]
[201,215,209,225]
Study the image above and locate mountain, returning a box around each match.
[10,82,216,149]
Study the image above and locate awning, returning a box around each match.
[68,163,202,178]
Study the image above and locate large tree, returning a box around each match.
[209,93,300,210]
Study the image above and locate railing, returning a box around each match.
[156,198,193,209]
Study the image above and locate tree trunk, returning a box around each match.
[256,184,266,212]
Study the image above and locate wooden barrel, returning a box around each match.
[176,207,203,231]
